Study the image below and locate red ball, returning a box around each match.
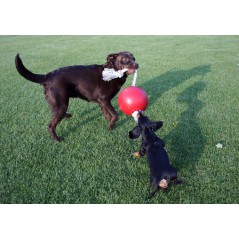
[118,86,148,115]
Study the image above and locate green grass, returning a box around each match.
[0,35,238,203]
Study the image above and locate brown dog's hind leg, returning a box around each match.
[45,88,69,141]
[48,118,64,141]
[48,104,69,141]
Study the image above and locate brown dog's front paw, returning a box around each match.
[53,136,65,142]
[108,125,113,130]
[64,113,72,119]
[133,152,141,157]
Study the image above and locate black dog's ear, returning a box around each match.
[104,53,119,68]
[129,126,141,139]
[151,121,163,132]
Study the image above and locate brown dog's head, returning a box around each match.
[104,51,139,75]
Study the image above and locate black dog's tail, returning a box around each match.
[146,187,159,200]
[15,54,46,84]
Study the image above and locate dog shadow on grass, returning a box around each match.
[140,64,210,109]
[143,64,210,171]
[164,81,207,171]
[117,64,211,128]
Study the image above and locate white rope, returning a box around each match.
[131,70,137,86]
[132,110,139,122]
[102,68,128,81]
[102,68,140,121]
[131,70,141,121]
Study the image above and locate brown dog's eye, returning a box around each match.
[121,58,129,64]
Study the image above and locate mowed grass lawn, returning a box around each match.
[0,36,238,203]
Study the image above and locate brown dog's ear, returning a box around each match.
[129,126,141,139]
[106,53,119,62]
[151,121,163,132]
[104,53,119,68]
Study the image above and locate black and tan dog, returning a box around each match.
[15,52,138,141]
[129,111,182,199]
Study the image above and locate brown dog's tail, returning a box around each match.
[15,54,46,84]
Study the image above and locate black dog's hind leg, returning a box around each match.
[173,178,183,185]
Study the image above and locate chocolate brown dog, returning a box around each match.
[129,112,182,199]
[15,52,138,141]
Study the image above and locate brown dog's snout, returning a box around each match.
[128,62,138,71]
[134,62,139,69]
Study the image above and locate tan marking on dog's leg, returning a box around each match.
[133,152,141,157]
[159,179,168,189]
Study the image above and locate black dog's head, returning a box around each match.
[104,52,139,75]
[129,111,163,139]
